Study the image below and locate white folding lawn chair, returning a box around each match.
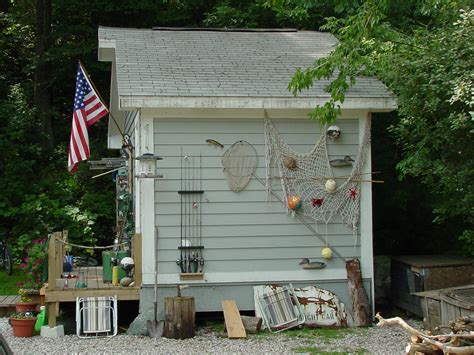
[255,283,305,332]
[76,295,118,338]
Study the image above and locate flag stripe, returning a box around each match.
[68,63,109,173]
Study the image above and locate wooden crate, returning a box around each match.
[415,285,474,330]
[391,255,474,316]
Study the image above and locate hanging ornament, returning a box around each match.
[325,179,337,193]
[349,188,358,200]
[322,247,333,259]
[282,156,297,170]
[326,125,341,141]
[287,195,302,210]
[312,197,324,207]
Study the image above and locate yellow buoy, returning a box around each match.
[322,247,332,259]
[112,265,119,286]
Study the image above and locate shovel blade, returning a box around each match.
[147,320,164,338]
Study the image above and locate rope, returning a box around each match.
[54,238,127,250]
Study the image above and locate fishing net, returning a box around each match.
[222,140,258,192]
[264,117,371,235]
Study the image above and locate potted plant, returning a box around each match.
[10,311,37,337]
[15,288,38,312]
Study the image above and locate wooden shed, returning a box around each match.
[98,27,397,320]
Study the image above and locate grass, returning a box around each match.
[286,326,352,340]
[293,346,369,354]
[0,265,28,294]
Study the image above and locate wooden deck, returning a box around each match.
[0,295,20,317]
[45,232,142,326]
[45,266,140,302]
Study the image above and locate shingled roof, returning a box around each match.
[98,26,396,110]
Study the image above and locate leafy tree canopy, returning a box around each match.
[288,0,474,255]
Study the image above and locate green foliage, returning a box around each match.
[292,347,368,355]
[19,238,48,289]
[289,1,474,255]
[287,326,351,340]
[10,311,36,319]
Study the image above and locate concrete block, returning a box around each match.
[40,325,64,338]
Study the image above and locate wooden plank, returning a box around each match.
[180,273,204,280]
[45,288,140,302]
[0,295,20,307]
[133,233,142,287]
[222,300,246,339]
[414,285,474,297]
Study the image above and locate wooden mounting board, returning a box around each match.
[222,300,246,339]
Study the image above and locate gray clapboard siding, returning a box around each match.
[157,246,360,261]
[157,223,355,238]
[155,213,350,227]
[154,116,360,282]
[159,236,359,250]
[156,258,354,274]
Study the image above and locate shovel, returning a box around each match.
[147,228,164,338]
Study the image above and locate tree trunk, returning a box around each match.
[34,0,53,147]
[163,296,195,339]
[346,258,371,326]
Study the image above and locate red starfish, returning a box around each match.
[349,188,358,200]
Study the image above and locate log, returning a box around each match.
[346,258,371,326]
[240,315,262,334]
[376,313,474,354]
[405,342,440,354]
[163,296,195,339]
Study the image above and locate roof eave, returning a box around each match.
[119,96,397,112]
[98,39,116,62]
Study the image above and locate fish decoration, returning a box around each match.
[329,155,354,167]
[298,258,327,269]
[205,139,224,148]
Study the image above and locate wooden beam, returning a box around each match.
[222,300,246,339]
[132,233,142,287]
[45,288,140,302]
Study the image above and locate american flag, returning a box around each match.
[68,63,109,173]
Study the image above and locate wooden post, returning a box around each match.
[132,233,142,287]
[346,258,371,326]
[47,233,60,327]
[163,296,195,339]
[47,234,57,291]
[47,302,58,327]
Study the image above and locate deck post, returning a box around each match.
[133,233,142,287]
[47,233,60,327]
[47,302,58,327]
[47,234,57,291]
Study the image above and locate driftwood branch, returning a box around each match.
[375,313,474,354]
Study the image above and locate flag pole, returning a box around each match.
[78,61,128,145]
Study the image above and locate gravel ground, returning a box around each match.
[0,317,419,354]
